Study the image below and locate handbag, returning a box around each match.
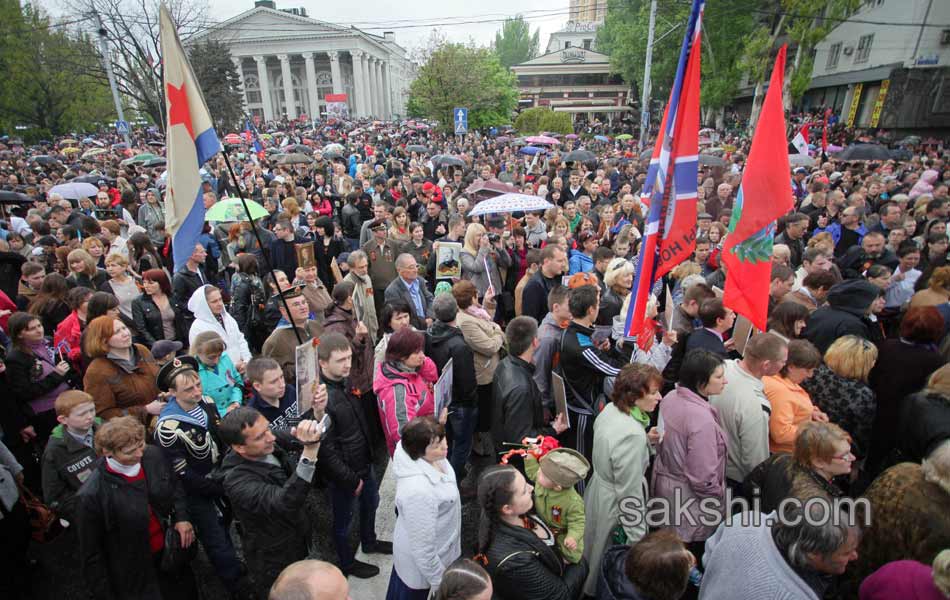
[160,517,198,573]
[18,482,63,543]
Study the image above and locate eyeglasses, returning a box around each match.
[831,451,855,462]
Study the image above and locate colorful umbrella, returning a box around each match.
[205,197,269,222]
[594,135,611,142]
[565,134,579,139]
[616,134,633,140]
[81,148,108,159]
[519,146,545,156]
[524,135,559,145]
[223,133,243,145]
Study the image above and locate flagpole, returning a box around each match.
[219,151,305,346]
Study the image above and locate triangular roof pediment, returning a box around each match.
[192,6,347,42]
[513,47,610,68]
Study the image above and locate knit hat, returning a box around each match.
[434,281,453,296]
[539,448,590,488]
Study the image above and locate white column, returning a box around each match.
[303,52,319,119]
[231,56,247,111]
[328,50,343,94]
[362,54,375,117]
[253,55,274,122]
[277,53,296,119]
[380,60,392,119]
[373,59,384,118]
[351,50,367,117]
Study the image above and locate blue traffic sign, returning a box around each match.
[116,120,130,134]
[454,107,468,135]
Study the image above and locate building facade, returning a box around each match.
[545,0,604,53]
[511,47,634,124]
[803,0,950,129]
[190,1,414,121]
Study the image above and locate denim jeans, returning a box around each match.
[185,495,243,590]
[446,405,478,480]
[327,466,380,569]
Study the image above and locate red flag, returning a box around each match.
[822,108,831,154]
[721,45,793,331]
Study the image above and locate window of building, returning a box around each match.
[583,39,592,49]
[565,41,571,49]
[855,34,873,63]
[827,43,841,70]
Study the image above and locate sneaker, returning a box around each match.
[363,540,393,554]
[345,560,380,579]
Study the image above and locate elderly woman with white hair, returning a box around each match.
[597,257,635,326]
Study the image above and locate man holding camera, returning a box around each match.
[219,388,327,598]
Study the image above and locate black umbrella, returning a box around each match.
[147,141,166,148]
[288,144,313,155]
[406,144,428,154]
[144,157,167,167]
[73,174,115,185]
[277,153,314,165]
[433,155,465,168]
[563,149,596,163]
[0,190,33,204]
[835,143,892,161]
[265,147,283,155]
[321,150,343,161]
[889,148,912,161]
[32,155,60,165]
[698,154,727,168]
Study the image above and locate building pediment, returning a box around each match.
[192,6,348,43]
[512,47,610,68]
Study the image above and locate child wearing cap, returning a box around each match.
[524,446,590,564]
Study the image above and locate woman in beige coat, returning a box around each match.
[452,281,506,451]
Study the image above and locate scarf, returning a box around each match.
[629,406,651,429]
[465,305,492,322]
[106,457,142,477]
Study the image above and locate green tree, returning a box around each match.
[597,0,760,127]
[407,43,519,131]
[0,2,114,138]
[63,0,209,130]
[742,0,860,130]
[514,107,573,135]
[493,16,540,70]
[189,39,244,132]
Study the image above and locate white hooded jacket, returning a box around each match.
[391,441,461,590]
[187,284,252,365]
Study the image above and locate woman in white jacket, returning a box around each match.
[187,284,252,371]
[387,416,461,600]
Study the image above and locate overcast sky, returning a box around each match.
[204,0,571,55]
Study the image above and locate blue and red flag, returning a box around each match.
[159,4,221,271]
[243,117,264,154]
[722,45,794,332]
[625,0,703,338]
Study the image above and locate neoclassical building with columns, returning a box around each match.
[190,0,414,121]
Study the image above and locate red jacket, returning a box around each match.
[54,310,84,366]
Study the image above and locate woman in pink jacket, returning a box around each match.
[651,349,728,563]
[374,327,439,455]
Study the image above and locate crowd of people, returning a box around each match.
[0,116,949,600]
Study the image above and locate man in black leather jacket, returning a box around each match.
[317,332,392,579]
[491,316,568,472]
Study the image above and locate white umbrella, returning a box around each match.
[49,181,98,200]
[788,153,817,168]
[469,193,554,217]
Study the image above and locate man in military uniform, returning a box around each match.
[361,219,399,318]
[262,285,323,385]
[155,357,253,599]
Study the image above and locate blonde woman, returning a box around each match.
[281,197,303,230]
[100,253,142,320]
[910,265,950,308]
[460,222,510,311]
[66,249,108,289]
[800,335,878,461]
[83,237,107,268]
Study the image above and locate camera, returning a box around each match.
[487,232,501,244]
